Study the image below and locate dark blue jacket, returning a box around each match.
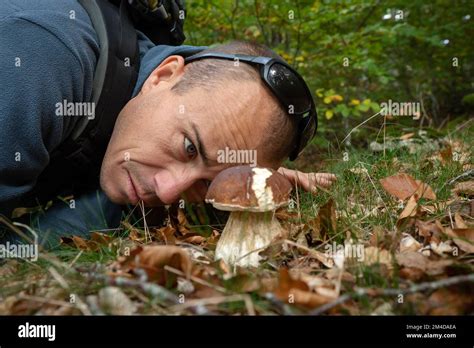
[0,0,204,245]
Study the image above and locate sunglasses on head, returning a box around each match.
[184,52,318,161]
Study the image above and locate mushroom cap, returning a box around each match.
[205,166,292,212]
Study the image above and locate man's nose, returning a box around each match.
[153,170,198,204]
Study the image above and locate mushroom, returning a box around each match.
[205,166,292,267]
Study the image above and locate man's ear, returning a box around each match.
[140,55,185,94]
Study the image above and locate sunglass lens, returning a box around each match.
[267,63,311,114]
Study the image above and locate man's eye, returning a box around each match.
[184,137,197,159]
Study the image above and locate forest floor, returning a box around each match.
[1,119,473,315]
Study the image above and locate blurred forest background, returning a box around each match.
[185,0,474,147]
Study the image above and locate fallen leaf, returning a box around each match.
[90,231,113,246]
[181,234,206,245]
[439,145,453,163]
[422,288,474,315]
[443,228,474,253]
[399,267,425,281]
[398,195,419,221]
[120,245,193,285]
[122,221,147,243]
[429,240,455,256]
[156,225,177,245]
[454,213,468,229]
[176,208,191,235]
[11,206,42,219]
[396,251,452,275]
[452,180,474,197]
[306,199,337,243]
[380,173,436,200]
[415,219,445,239]
[60,235,96,250]
[399,233,422,253]
[274,268,335,309]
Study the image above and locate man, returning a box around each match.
[0,0,335,245]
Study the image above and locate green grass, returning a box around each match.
[0,121,473,315]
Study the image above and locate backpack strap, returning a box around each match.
[126,0,186,45]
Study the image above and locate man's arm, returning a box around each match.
[0,14,96,217]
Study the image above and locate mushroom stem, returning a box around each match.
[215,211,284,267]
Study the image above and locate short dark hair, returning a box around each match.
[171,40,298,164]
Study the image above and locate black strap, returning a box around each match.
[126,0,186,45]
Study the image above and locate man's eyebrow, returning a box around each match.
[190,122,211,165]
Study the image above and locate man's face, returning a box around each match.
[100,55,280,206]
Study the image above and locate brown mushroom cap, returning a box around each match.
[205,166,292,212]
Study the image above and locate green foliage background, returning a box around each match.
[184,0,473,138]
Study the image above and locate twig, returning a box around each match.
[17,295,77,309]
[447,169,474,186]
[84,271,179,304]
[163,265,228,293]
[341,111,381,145]
[68,250,84,268]
[263,292,297,315]
[168,294,256,315]
[48,266,92,315]
[309,273,474,315]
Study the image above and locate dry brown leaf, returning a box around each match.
[156,225,177,245]
[429,240,455,256]
[90,231,113,246]
[306,199,337,243]
[454,212,468,229]
[399,267,425,281]
[120,245,192,285]
[288,288,334,308]
[60,235,97,250]
[380,173,436,200]
[73,236,92,250]
[422,288,474,315]
[121,221,148,243]
[398,195,419,221]
[415,219,445,240]
[443,228,474,253]
[439,145,453,163]
[453,180,474,197]
[395,251,429,270]
[274,268,334,309]
[181,234,206,245]
[399,233,422,253]
[11,206,42,219]
[395,251,452,275]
